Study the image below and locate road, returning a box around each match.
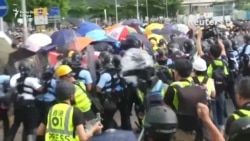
[0,100,235,141]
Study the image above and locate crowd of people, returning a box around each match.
[0,21,250,141]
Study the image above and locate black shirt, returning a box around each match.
[225,102,250,135]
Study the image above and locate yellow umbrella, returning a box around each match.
[148,34,165,51]
[145,23,164,35]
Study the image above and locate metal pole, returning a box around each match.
[222,0,225,23]
[54,18,57,30]
[145,0,149,21]
[136,0,140,20]
[104,9,107,23]
[0,17,4,31]
[166,0,168,18]
[115,0,118,23]
[21,0,28,45]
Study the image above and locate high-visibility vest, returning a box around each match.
[74,82,91,113]
[45,103,79,141]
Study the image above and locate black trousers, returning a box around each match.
[8,106,38,141]
[0,109,9,140]
[102,92,132,131]
[36,100,56,125]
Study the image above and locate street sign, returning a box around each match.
[0,0,8,17]
[33,8,48,25]
[49,7,60,16]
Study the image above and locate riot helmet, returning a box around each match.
[61,57,72,66]
[99,51,113,67]
[42,65,54,80]
[223,39,233,51]
[156,49,167,65]
[167,43,180,55]
[144,106,178,141]
[244,34,250,44]
[17,59,34,76]
[112,54,121,68]
[71,51,83,67]
[171,49,186,61]
[121,38,141,50]
[226,117,250,141]
[183,39,194,54]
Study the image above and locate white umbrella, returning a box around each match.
[25,33,52,52]
[174,24,189,34]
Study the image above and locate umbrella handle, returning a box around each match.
[137,128,145,141]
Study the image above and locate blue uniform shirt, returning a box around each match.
[78,69,93,85]
[97,72,123,93]
[238,45,250,55]
[0,75,10,98]
[36,79,57,102]
[150,80,164,94]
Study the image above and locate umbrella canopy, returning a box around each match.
[145,23,164,35]
[77,21,102,36]
[51,29,80,47]
[69,37,93,51]
[174,24,189,34]
[0,32,15,73]
[25,33,52,52]
[106,25,137,41]
[122,19,143,26]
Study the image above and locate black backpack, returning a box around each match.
[211,60,228,93]
[156,65,173,85]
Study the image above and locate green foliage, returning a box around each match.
[68,0,89,18]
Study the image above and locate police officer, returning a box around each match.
[121,48,168,130]
[70,51,93,91]
[96,51,131,130]
[55,65,95,121]
[36,80,103,141]
[9,60,43,141]
[0,74,11,141]
[36,65,57,124]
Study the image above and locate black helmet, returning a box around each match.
[227,117,250,141]
[244,34,250,44]
[42,65,54,80]
[171,49,186,61]
[61,57,72,66]
[121,38,141,50]
[223,39,232,50]
[167,43,180,55]
[18,59,34,76]
[183,39,194,53]
[144,106,178,141]
[71,51,82,67]
[112,55,121,68]
[99,51,113,65]
[156,49,167,65]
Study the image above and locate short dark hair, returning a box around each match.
[194,70,207,76]
[174,59,192,78]
[237,77,250,99]
[209,44,221,58]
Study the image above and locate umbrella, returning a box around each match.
[106,25,137,41]
[51,29,80,47]
[127,32,153,53]
[69,37,94,51]
[77,21,102,36]
[0,32,15,74]
[66,17,84,27]
[122,19,143,26]
[145,23,164,35]
[25,33,52,52]
[105,24,121,33]
[85,29,115,41]
[90,129,137,141]
[174,24,189,34]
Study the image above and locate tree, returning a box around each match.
[68,0,89,18]
[235,0,250,10]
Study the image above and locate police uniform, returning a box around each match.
[9,73,41,141]
[97,70,131,130]
[76,69,93,86]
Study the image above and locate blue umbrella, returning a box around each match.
[51,29,80,47]
[86,29,118,46]
[122,19,143,26]
[127,32,153,54]
[38,44,57,52]
[77,21,102,36]
[90,129,137,141]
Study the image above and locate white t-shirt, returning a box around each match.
[10,73,42,100]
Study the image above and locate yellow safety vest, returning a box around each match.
[74,82,91,113]
[45,103,79,141]
[169,77,193,110]
[232,109,250,120]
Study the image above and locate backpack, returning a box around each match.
[156,65,173,85]
[173,80,207,132]
[211,60,228,93]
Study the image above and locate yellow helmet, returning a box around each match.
[56,65,73,77]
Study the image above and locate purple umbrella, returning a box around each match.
[122,19,143,26]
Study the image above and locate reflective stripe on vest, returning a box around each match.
[46,103,79,141]
[74,82,91,113]
[232,109,250,120]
